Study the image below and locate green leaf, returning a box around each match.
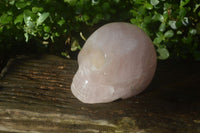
[189,29,197,35]
[43,26,51,32]
[61,51,70,58]
[9,0,15,5]
[179,7,187,18]
[152,13,164,22]
[91,0,99,5]
[133,0,144,4]
[63,29,67,33]
[71,40,81,51]
[130,10,138,16]
[24,32,29,42]
[156,31,163,37]
[114,0,120,3]
[194,4,200,12]
[14,14,23,24]
[177,30,182,35]
[32,7,44,13]
[157,47,170,60]
[144,16,152,24]
[64,0,77,5]
[168,20,177,29]
[145,2,153,10]
[163,11,169,21]
[82,14,90,21]
[15,1,28,9]
[50,36,54,42]
[181,17,189,26]
[55,32,60,37]
[7,11,13,16]
[43,33,50,40]
[37,12,49,26]
[164,30,174,38]
[180,0,190,7]
[159,22,166,32]
[23,10,35,28]
[164,3,171,11]
[153,37,163,44]
[150,0,159,6]
[0,14,13,25]
[130,18,137,25]
[57,18,66,26]
[138,6,146,15]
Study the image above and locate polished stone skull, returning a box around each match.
[71,22,157,104]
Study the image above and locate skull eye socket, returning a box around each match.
[90,48,105,70]
[79,44,106,70]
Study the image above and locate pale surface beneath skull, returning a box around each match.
[71,22,157,104]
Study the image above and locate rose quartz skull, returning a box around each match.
[71,22,157,104]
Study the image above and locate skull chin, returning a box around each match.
[71,66,116,104]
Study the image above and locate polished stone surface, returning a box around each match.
[71,22,157,104]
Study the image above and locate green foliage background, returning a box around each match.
[0,0,200,60]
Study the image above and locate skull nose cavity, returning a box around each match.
[90,49,106,70]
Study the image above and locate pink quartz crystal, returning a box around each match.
[71,22,157,104]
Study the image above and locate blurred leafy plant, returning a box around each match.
[0,0,199,60]
[130,0,200,60]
